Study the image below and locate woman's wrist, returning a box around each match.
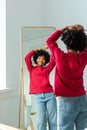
[61,26,68,32]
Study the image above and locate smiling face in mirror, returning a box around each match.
[33,49,50,66]
[36,55,46,66]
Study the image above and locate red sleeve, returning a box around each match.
[25,50,35,72]
[46,30,64,61]
[46,30,62,44]
[46,55,55,72]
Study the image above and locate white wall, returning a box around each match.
[0,0,87,128]
[45,0,87,28]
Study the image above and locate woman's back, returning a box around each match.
[46,27,87,97]
[54,49,87,97]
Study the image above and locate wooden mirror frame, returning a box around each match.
[19,26,56,130]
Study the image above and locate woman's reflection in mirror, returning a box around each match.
[46,24,87,130]
[25,47,57,130]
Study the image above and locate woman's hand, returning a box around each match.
[72,24,84,31]
[61,24,84,32]
[61,26,68,32]
[34,48,40,52]
[42,45,48,50]
[34,45,48,52]
[67,24,84,31]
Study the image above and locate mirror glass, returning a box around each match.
[20,26,56,130]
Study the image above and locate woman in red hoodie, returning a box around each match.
[25,48,57,130]
[46,24,87,130]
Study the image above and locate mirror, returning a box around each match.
[19,26,56,130]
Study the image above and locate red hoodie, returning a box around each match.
[25,50,55,94]
[46,30,87,97]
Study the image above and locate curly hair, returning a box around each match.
[61,30,87,52]
[33,49,50,66]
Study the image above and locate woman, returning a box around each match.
[46,24,87,130]
[25,48,57,130]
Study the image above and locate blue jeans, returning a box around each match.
[57,94,87,130]
[34,92,57,130]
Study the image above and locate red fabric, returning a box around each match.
[46,30,87,97]
[25,50,55,94]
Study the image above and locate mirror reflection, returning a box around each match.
[20,26,56,130]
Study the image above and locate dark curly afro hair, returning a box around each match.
[61,30,87,52]
[33,49,50,66]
